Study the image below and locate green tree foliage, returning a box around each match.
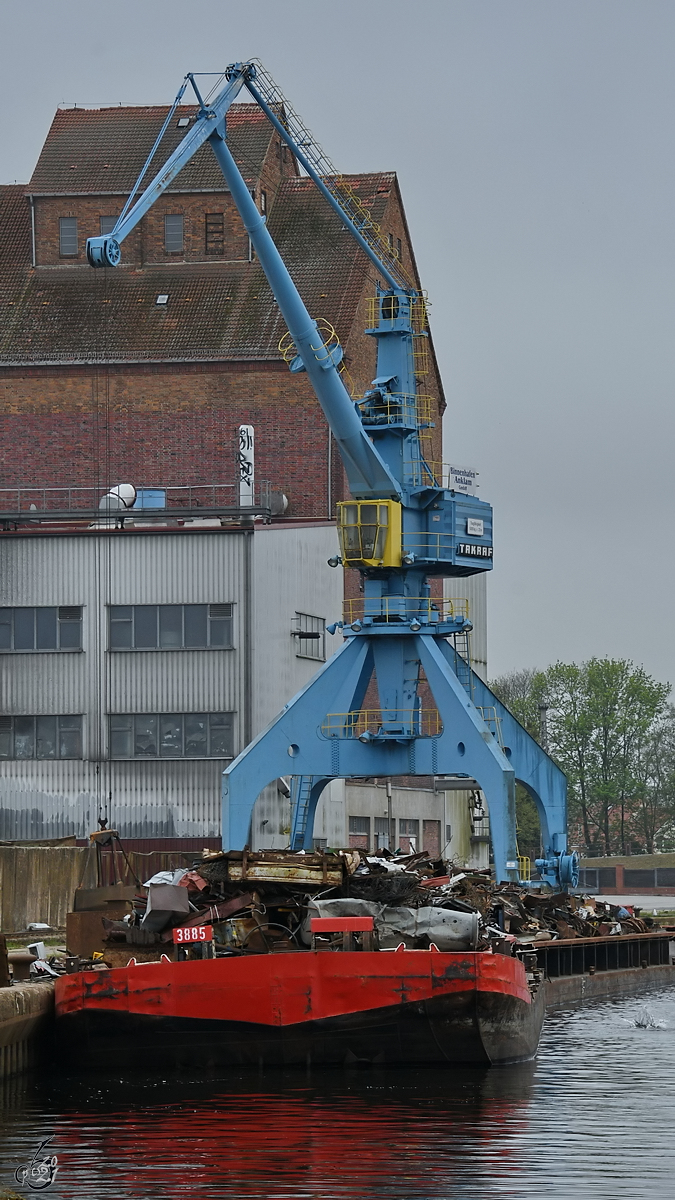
[515,786,542,862]
[491,658,673,857]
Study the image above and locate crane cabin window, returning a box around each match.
[164,213,184,253]
[59,217,78,257]
[205,213,224,255]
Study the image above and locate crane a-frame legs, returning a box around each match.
[223,631,571,883]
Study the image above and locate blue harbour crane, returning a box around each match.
[86,62,577,890]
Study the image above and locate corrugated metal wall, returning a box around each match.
[0,525,345,843]
[0,845,211,931]
[251,523,343,734]
[0,845,84,930]
[445,573,488,680]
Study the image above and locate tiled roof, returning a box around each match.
[27,104,274,195]
[0,174,394,364]
[0,186,32,294]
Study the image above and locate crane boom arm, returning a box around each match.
[86,72,246,265]
[86,70,401,500]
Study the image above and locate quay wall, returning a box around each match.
[545,963,675,1007]
[0,981,53,1079]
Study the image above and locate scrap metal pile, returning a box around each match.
[99,847,655,957]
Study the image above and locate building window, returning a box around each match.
[100,216,117,235]
[0,607,82,651]
[109,604,232,650]
[109,712,233,759]
[260,190,267,214]
[399,817,419,853]
[59,217,78,256]
[396,238,402,261]
[205,213,224,254]
[348,815,370,850]
[374,815,394,850]
[164,213,184,253]
[388,232,394,252]
[313,837,328,851]
[0,715,82,760]
[292,613,325,661]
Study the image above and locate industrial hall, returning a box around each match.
[0,99,486,865]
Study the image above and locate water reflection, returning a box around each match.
[2,989,675,1200]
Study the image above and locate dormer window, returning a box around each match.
[164,214,184,253]
[59,217,77,257]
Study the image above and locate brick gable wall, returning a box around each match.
[2,124,443,522]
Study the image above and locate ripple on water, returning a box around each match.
[1,988,674,1200]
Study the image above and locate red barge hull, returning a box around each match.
[55,948,544,1068]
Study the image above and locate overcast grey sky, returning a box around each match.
[2,1,674,685]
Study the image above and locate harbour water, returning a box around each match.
[1,987,674,1200]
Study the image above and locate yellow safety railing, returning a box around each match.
[518,855,531,882]
[321,708,443,739]
[329,175,417,290]
[367,293,429,333]
[279,321,357,396]
[279,318,340,365]
[357,393,434,427]
[343,596,469,625]
[476,706,504,748]
[406,461,484,491]
[406,459,442,488]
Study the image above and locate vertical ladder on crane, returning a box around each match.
[289,775,318,850]
[451,629,474,699]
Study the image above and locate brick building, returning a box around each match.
[0,102,444,513]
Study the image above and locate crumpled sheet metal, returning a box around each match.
[307,898,479,951]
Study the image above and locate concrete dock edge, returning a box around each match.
[545,963,675,1008]
[0,982,54,1079]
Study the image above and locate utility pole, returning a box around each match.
[538,703,549,753]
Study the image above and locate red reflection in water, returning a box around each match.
[54,1080,533,1199]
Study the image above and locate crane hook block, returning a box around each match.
[86,235,122,269]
